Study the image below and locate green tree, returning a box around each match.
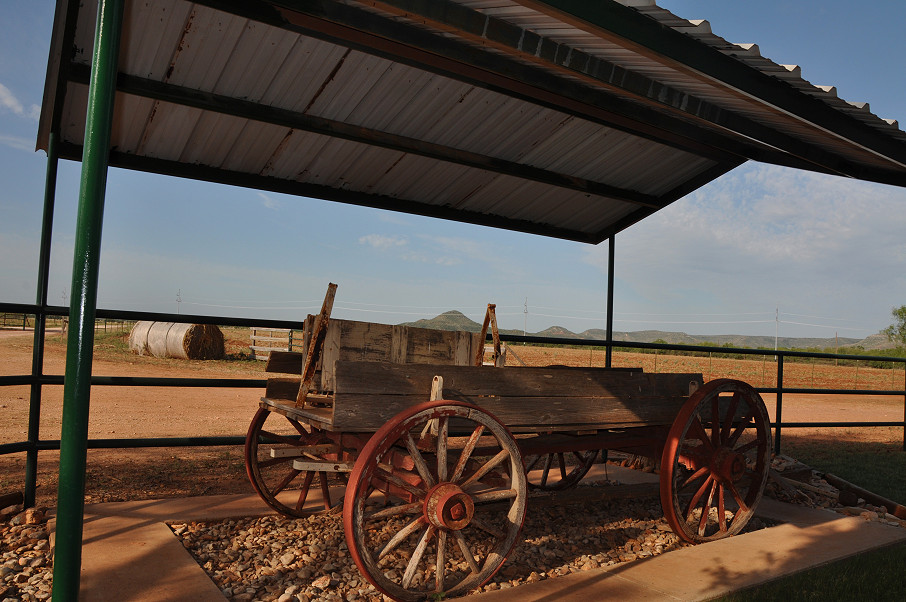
[883,305,906,347]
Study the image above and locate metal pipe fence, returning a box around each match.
[2,301,904,506]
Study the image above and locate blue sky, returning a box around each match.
[1,1,905,340]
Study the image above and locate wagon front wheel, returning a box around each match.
[245,407,345,517]
[344,401,527,601]
[660,379,771,543]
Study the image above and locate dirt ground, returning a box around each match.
[1,329,903,508]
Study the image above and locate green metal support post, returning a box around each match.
[51,0,124,599]
[605,235,615,368]
[25,132,60,509]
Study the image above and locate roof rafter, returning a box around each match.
[54,140,605,243]
[67,62,669,210]
[194,0,739,165]
[520,0,906,171]
[360,0,889,182]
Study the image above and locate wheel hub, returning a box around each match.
[712,448,746,483]
[424,483,475,531]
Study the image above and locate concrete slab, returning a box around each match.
[474,514,906,601]
[57,467,906,601]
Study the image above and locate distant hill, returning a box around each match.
[400,311,893,350]
[401,311,483,332]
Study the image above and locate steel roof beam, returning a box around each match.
[54,141,604,244]
[67,63,668,210]
[522,0,906,171]
[193,0,740,166]
[358,0,903,184]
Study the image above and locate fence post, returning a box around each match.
[774,354,784,455]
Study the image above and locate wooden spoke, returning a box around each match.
[720,392,740,443]
[435,529,447,593]
[680,466,710,489]
[245,408,344,518]
[726,481,749,513]
[286,417,309,436]
[726,412,755,448]
[345,401,526,601]
[437,416,449,482]
[454,530,481,575]
[451,425,484,482]
[377,517,426,559]
[661,380,771,543]
[685,474,714,523]
[404,432,436,489]
[718,484,727,533]
[686,416,714,453]
[258,429,306,446]
[374,466,427,499]
[471,489,518,504]
[734,439,760,455]
[402,525,436,589]
[697,480,718,537]
[295,471,315,512]
[365,501,423,521]
[526,449,599,491]
[461,449,510,489]
[557,453,568,480]
[319,471,332,508]
[711,396,721,447]
[523,454,543,473]
[539,453,553,487]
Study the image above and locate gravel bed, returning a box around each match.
[170,484,773,602]
[0,508,53,602]
[6,458,903,601]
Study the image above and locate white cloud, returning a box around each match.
[358,234,408,250]
[256,192,281,210]
[0,83,40,121]
[0,133,35,152]
[580,163,906,336]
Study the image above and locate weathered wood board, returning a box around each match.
[324,362,702,432]
[265,319,482,390]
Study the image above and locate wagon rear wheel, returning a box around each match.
[245,407,345,517]
[523,449,598,490]
[344,401,527,601]
[660,379,771,543]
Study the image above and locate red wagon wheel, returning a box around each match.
[344,401,527,602]
[523,449,598,490]
[245,407,345,517]
[660,379,771,543]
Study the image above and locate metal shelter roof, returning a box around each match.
[38,0,906,244]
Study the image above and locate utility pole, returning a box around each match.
[177,289,182,315]
[523,297,528,344]
[774,307,780,351]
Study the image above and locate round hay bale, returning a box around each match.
[128,321,154,355]
[128,321,224,360]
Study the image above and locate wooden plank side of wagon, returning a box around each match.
[331,361,703,432]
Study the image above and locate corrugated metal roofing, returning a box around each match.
[38,0,906,243]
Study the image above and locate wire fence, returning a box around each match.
[1,302,904,508]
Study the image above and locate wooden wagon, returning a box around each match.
[245,285,772,601]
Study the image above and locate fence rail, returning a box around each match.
[248,327,305,360]
[1,301,904,508]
